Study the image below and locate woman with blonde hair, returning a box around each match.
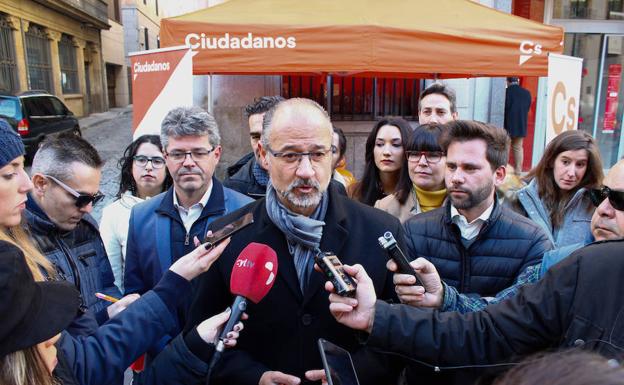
[0,120,243,385]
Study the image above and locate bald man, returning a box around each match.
[186,98,403,385]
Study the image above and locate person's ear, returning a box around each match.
[452,111,459,120]
[258,142,270,169]
[31,173,49,197]
[493,165,507,187]
[213,145,222,162]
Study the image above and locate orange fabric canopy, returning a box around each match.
[161,0,564,78]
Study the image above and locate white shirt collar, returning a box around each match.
[173,183,213,233]
[450,201,495,240]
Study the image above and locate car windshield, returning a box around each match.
[0,97,20,119]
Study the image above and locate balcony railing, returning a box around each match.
[34,0,109,28]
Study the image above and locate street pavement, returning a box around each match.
[80,106,133,222]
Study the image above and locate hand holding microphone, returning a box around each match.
[387,257,445,309]
[207,242,278,375]
[325,264,377,334]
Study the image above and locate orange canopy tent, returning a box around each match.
[160,0,564,78]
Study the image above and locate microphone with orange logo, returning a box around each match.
[207,242,278,377]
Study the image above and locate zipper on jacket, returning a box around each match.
[185,232,190,246]
[54,237,81,291]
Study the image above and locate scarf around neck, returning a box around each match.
[265,182,329,293]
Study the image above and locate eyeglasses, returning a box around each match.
[589,186,624,211]
[133,155,165,169]
[406,151,444,164]
[165,148,215,163]
[267,147,331,165]
[44,175,105,208]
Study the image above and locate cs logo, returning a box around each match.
[519,41,542,66]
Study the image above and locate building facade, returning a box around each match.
[544,0,624,169]
[0,0,109,116]
[102,0,129,107]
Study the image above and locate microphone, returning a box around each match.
[378,231,423,287]
[207,242,278,379]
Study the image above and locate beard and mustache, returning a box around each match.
[277,177,326,209]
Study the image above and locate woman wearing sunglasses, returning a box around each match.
[100,135,172,292]
[0,121,243,385]
[514,130,603,247]
[375,124,448,223]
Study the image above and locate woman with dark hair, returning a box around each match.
[100,135,171,292]
[349,118,412,206]
[375,123,448,222]
[515,130,603,247]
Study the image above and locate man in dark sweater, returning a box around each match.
[504,77,532,174]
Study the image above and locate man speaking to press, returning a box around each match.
[186,98,403,385]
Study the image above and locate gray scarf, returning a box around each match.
[265,182,329,293]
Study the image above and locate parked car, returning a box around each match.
[0,91,81,161]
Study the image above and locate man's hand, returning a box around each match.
[386,257,444,308]
[106,293,140,318]
[258,371,301,385]
[196,307,247,347]
[326,264,376,333]
[169,236,230,281]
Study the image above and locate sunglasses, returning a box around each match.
[588,186,624,211]
[45,175,105,208]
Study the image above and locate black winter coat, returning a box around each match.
[367,239,624,369]
[403,199,553,296]
[223,153,267,200]
[504,84,532,138]
[186,183,402,385]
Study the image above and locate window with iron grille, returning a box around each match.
[0,14,18,93]
[59,34,79,94]
[25,24,53,92]
[282,75,421,121]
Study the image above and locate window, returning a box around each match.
[282,75,421,121]
[144,27,149,50]
[0,14,18,93]
[107,0,121,23]
[25,24,53,92]
[553,0,624,20]
[155,0,159,16]
[49,97,67,115]
[23,96,55,116]
[59,34,79,94]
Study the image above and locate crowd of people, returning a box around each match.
[0,82,623,385]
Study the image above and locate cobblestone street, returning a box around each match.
[81,108,133,222]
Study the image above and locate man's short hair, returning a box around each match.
[245,96,285,118]
[31,133,103,180]
[160,106,220,149]
[261,98,331,148]
[419,83,457,114]
[440,120,510,170]
[507,77,520,84]
[332,126,347,159]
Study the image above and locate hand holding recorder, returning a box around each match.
[324,263,377,334]
[386,257,445,309]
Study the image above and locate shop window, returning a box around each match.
[0,14,18,93]
[282,75,420,121]
[554,0,624,20]
[25,24,53,92]
[144,27,149,50]
[59,34,79,94]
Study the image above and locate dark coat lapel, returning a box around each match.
[253,203,304,303]
[303,186,349,306]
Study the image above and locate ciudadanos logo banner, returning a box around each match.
[185,32,297,50]
[129,46,193,139]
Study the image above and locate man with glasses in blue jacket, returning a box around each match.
[124,107,252,349]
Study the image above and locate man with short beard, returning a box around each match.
[399,120,552,384]
[186,98,403,385]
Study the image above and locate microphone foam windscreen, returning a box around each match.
[230,242,278,304]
